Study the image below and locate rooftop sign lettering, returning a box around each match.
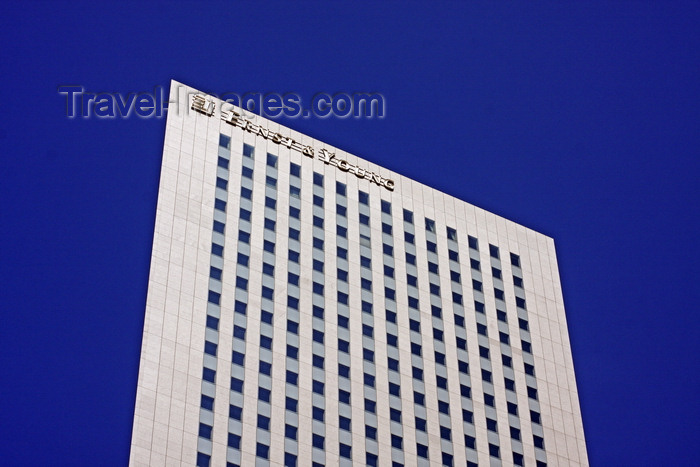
[192,95,395,191]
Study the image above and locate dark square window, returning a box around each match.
[525,363,536,376]
[203,368,215,383]
[527,386,538,399]
[258,414,270,430]
[510,426,521,440]
[204,340,217,356]
[359,214,370,225]
[489,443,500,458]
[212,243,224,257]
[534,435,545,449]
[514,452,524,466]
[438,400,449,414]
[502,354,513,367]
[339,443,352,459]
[336,181,346,195]
[313,172,324,186]
[339,389,351,404]
[286,345,298,359]
[405,232,415,244]
[440,425,451,440]
[241,187,252,200]
[217,156,229,169]
[336,204,347,216]
[389,382,401,396]
[229,404,242,420]
[262,286,275,300]
[465,435,476,449]
[312,406,324,421]
[531,410,541,424]
[201,395,214,411]
[313,194,324,207]
[285,424,297,440]
[458,360,469,374]
[364,398,376,413]
[242,166,253,179]
[285,397,298,412]
[409,389,424,405]
[228,432,241,448]
[484,393,495,407]
[511,253,521,267]
[313,355,324,370]
[337,246,348,259]
[507,402,518,415]
[505,378,516,391]
[417,443,428,458]
[259,360,272,376]
[289,206,300,219]
[290,162,301,177]
[403,209,413,223]
[338,363,350,378]
[312,379,324,394]
[359,191,369,205]
[426,241,437,252]
[416,416,427,431]
[219,134,231,149]
[230,377,244,393]
[391,434,403,449]
[390,408,402,422]
[479,346,490,359]
[486,418,498,432]
[365,425,377,439]
[482,369,492,382]
[462,409,474,423]
[256,443,269,459]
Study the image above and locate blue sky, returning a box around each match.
[1,2,698,465]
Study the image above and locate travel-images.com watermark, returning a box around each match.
[57,85,385,119]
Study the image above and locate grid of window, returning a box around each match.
[198,140,549,467]
[335,181,354,466]
[510,251,548,466]
[402,209,430,467]
[222,142,256,467]
[379,199,406,467]
[310,172,326,466]
[251,152,280,463]
[488,243,524,464]
[284,161,303,467]
[445,227,479,465]
[466,235,502,461]
[356,190,385,466]
[196,134,233,467]
[423,218,455,466]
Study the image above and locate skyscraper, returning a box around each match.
[129,80,588,466]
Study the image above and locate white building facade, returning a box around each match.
[129,80,588,467]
